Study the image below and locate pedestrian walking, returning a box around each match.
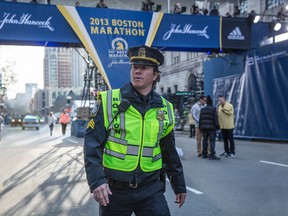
[59,109,70,135]
[199,95,220,160]
[218,95,236,157]
[84,45,186,216]
[47,112,56,136]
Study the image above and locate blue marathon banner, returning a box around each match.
[0,2,252,89]
[57,6,159,89]
[58,7,221,88]
[0,2,79,45]
[153,14,220,51]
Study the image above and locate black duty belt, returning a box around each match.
[108,178,158,189]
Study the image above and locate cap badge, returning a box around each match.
[138,47,146,57]
[157,110,166,121]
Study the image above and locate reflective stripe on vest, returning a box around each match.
[100,89,175,172]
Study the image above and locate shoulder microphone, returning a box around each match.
[117,98,131,114]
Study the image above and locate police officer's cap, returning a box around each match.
[127,45,164,66]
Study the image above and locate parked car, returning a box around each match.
[11,117,22,127]
[22,115,40,130]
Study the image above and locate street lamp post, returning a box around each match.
[0,85,7,115]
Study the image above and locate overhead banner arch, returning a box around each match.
[0,2,251,89]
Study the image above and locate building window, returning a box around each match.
[167,87,171,94]
[173,56,177,65]
[187,52,192,60]
[52,92,56,99]
[174,85,178,93]
[173,55,180,65]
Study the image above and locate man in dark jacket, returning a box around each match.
[199,95,220,160]
[84,45,186,216]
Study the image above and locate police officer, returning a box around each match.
[84,45,186,216]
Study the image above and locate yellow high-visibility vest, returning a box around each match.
[101,89,175,172]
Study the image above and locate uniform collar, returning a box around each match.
[120,83,163,106]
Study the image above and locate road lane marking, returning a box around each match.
[259,160,288,168]
[166,179,204,195]
[67,139,78,144]
[186,186,204,194]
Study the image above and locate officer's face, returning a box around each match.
[130,64,158,95]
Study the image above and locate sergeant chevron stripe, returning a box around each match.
[87,119,95,129]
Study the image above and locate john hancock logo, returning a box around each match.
[0,12,54,31]
[107,38,130,68]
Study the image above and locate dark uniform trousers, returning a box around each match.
[99,180,171,216]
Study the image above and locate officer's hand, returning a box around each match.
[92,183,112,206]
[175,193,186,208]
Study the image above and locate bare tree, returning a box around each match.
[0,46,18,87]
[0,62,18,87]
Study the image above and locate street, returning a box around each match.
[0,124,288,216]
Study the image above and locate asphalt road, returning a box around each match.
[0,124,287,216]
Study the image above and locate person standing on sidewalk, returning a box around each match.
[218,95,236,157]
[84,45,186,216]
[188,113,195,138]
[59,109,70,135]
[191,95,207,157]
[47,112,57,136]
[199,95,220,160]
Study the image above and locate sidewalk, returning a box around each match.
[174,126,288,161]
[174,123,288,144]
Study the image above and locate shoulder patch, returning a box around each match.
[90,100,101,117]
